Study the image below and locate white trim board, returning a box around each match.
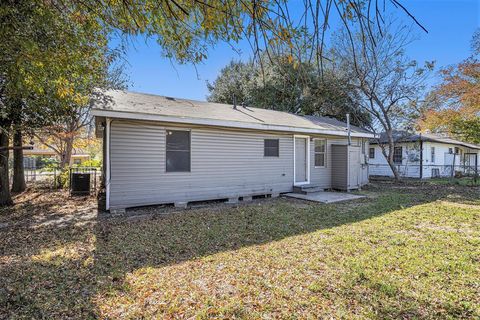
[293,135,311,186]
[92,109,375,138]
[105,118,111,210]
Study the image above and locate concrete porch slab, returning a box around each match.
[284,191,365,203]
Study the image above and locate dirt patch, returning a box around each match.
[0,188,97,230]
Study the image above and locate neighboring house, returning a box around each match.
[369,131,480,178]
[92,90,374,211]
[22,148,91,168]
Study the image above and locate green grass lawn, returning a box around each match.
[429,177,480,187]
[1,182,479,319]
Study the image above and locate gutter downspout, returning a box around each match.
[346,114,351,146]
[105,118,111,211]
[419,134,423,179]
[452,151,456,178]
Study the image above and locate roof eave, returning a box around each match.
[370,137,480,150]
[92,109,375,138]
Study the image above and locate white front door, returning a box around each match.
[294,136,310,185]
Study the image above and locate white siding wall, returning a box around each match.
[368,142,419,178]
[309,137,368,188]
[310,137,343,188]
[109,120,298,209]
[108,119,370,209]
[423,142,479,178]
[368,141,480,178]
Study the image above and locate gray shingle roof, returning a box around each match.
[370,130,480,150]
[92,90,374,137]
[302,115,371,134]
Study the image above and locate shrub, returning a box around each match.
[454,171,463,178]
[75,159,102,168]
[56,167,70,189]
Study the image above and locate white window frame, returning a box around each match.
[313,138,327,168]
[431,146,435,163]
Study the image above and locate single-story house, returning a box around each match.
[21,148,91,168]
[369,131,480,178]
[92,90,374,211]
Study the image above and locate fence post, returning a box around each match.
[419,139,423,179]
[451,152,456,179]
[475,157,479,184]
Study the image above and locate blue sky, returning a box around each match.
[116,0,479,101]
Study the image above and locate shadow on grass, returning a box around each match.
[0,188,95,226]
[0,182,477,318]
[93,194,407,272]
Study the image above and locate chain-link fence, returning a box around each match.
[369,164,479,179]
[9,166,61,188]
[9,165,101,191]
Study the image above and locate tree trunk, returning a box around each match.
[56,136,74,189]
[386,130,401,181]
[60,136,74,169]
[0,125,13,206]
[379,129,401,181]
[11,128,26,193]
[387,157,401,181]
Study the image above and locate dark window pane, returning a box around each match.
[265,147,279,157]
[166,151,190,172]
[264,139,279,157]
[315,154,325,167]
[264,139,279,148]
[166,130,190,172]
[369,148,375,159]
[393,147,402,164]
[166,130,190,151]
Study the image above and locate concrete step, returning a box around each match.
[293,184,324,194]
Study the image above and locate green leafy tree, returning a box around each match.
[0,0,426,205]
[419,30,480,144]
[53,1,426,67]
[332,21,433,180]
[206,61,256,107]
[207,58,370,126]
[0,0,112,204]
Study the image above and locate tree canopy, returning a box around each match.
[1,0,113,126]
[331,20,433,179]
[418,30,480,144]
[40,1,427,67]
[0,0,115,204]
[207,58,371,127]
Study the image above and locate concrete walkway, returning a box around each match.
[284,191,365,204]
